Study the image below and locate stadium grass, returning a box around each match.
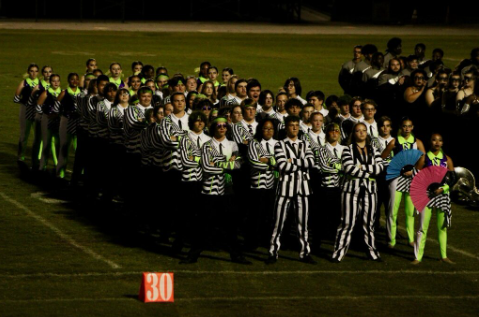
[0,29,479,316]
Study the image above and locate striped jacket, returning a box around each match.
[124,104,150,154]
[157,114,188,172]
[96,99,113,139]
[340,143,386,193]
[87,95,102,138]
[275,138,315,197]
[229,122,252,145]
[107,105,127,146]
[201,139,241,196]
[318,144,344,188]
[247,139,277,189]
[179,134,206,182]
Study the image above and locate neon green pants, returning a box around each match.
[389,191,415,246]
[414,207,447,261]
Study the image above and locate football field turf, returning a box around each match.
[0,26,478,316]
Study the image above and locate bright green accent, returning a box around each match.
[26,77,39,88]
[109,77,122,87]
[416,207,448,261]
[390,191,415,246]
[273,171,280,179]
[441,184,450,194]
[57,133,77,179]
[129,89,136,96]
[213,117,227,123]
[67,86,81,96]
[199,76,207,83]
[157,74,169,80]
[270,157,277,166]
[225,173,232,186]
[334,163,341,170]
[48,87,61,97]
[426,150,444,166]
[41,79,50,89]
[141,78,146,84]
[397,134,414,150]
[177,80,184,85]
[194,156,200,163]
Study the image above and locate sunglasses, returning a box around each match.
[202,106,212,111]
[216,123,228,129]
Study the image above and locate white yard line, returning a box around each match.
[1,270,478,279]
[0,192,121,269]
[0,295,478,304]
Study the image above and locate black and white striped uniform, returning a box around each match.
[157,114,189,172]
[247,138,277,189]
[318,143,345,188]
[180,131,211,182]
[201,138,240,196]
[107,105,128,146]
[96,99,113,140]
[87,95,102,139]
[225,96,244,107]
[239,119,257,138]
[229,122,252,145]
[124,104,151,155]
[362,120,379,139]
[269,138,315,259]
[299,120,312,134]
[332,143,386,261]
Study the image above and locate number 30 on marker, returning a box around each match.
[139,272,174,303]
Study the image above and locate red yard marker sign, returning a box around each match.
[139,273,174,303]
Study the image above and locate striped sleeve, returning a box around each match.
[180,137,200,169]
[201,142,224,175]
[275,142,298,173]
[342,146,370,179]
[318,146,339,174]
[159,118,180,149]
[360,147,386,176]
[247,140,269,171]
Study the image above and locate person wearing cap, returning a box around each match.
[181,117,250,264]
[266,115,316,265]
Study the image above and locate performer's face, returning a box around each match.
[286,121,299,139]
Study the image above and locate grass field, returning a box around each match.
[0,27,479,317]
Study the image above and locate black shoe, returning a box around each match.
[231,255,252,265]
[300,255,317,264]
[179,256,198,264]
[265,256,277,265]
[330,258,341,263]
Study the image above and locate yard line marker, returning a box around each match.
[0,295,478,304]
[382,220,479,261]
[1,270,478,279]
[0,192,121,269]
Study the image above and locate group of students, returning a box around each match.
[13,45,476,264]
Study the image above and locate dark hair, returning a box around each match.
[93,69,103,76]
[415,43,426,51]
[362,44,378,56]
[41,65,52,73]
[86,58,96,66]
[241,98,258,114]
[97,74,110,84]
[27,63,39,72]
[284,115,300,126]
[308,90,325,101]
[377,116,392,128]
[222,67,234,75]
[388,57,403,72]
[103,82,118,95]
[169,76,186,88]
[259,90,274,105]
[208,66,219,74]
[188,111,208,130]
[67,73,79,81]
[194,98,214,112]
[128,75,141,86]
[235,78,248,91]
[254,117,278,140]
[170,91,185,101]
[346,122,371,146]
[432,48,444,57]
[109,62,122,70]
[49,74,60,83]
[284,98,303,110]
[349,96,363,108]
[199,61,211,77]
[113,88,130,105]
[186,90,198,108]
[326,95,340,108]
[283,77,302,96]
[247,79,261,92]
[131,61,143,71]
[153,104,164,117]
[387,37,402,51]
[470,48,479,59]
[200,80,217,101]
[87,79,98,95]
[407,55,419,63]
[371,52,384,67]
[209,116,230,137]
[411,69,428,81]
[429,60,444,73]
[156,66,168,76]
[276,91,288,100]
[141,65,155,79]
[137,86,154,97]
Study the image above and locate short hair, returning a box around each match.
[338,95,352,107]
[131,61,143,70]
[170,91,185,101]
[432,48,444,57]
[387,37,402,51]
[411,69,428,79]
[284,98,303,110]
[109,62,122,70]
[194,98,214,111]
[209,116,230,136]
[308,90,325,101]
[103,82,118,95]
[377,116,392,128]
[235,79,248,91]
[97,74,110,84]
[67,72,79,81]
[137,86,153,96]
[415,43,426,51]
[362,44,378,56]
[141,65,154,76]
[128,75,141,86]
[208,66,218,74]
[310,112,324,120]
[326,95,339,108]
[156,66,168,75]
[247,79,261,92]
[407,55,419,63]
[285,115,300,126]
[169,76,186,87]
[361,99,377,110]
[349,96,363,108]
[188,111,208,130]
[470,48,479,59]
[254,117,278,140]
[241,99,257,114]
[27,63,39,72]
[41,65,52,73]
[276,91,288,100]
[222,67,234,75]
[283,77,302,96]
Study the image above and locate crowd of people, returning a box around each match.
[13,38,479,265]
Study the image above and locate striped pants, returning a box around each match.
[269,195,310,259]
[332,187,380,262]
